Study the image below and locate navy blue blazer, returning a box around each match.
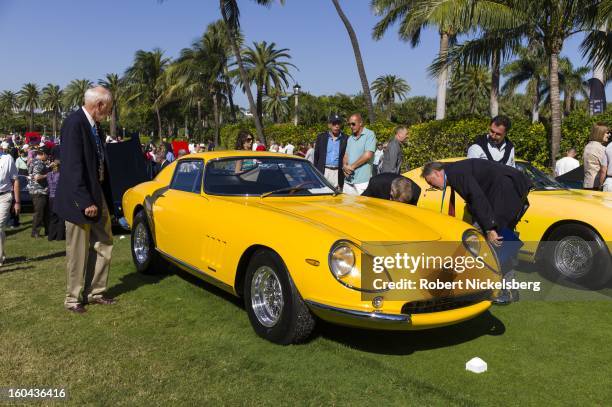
[53,108,113,224]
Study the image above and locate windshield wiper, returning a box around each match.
[260,181,316,198]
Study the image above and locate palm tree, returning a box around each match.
[41,84,63,137]
[220,0,285,144]
[501,45,548,122]
[431,0,599,166]
[373,0,515,120]
[240,41,296,123]
[99,73,123,138]
[63,79,93,111]
[0,91,19,114]
[166,21,235,145]
[124,49,171,141]
[18,83,40,131]
[450,66,491,115]
[205,20,239,122]
[580,0,611,89]
[371,74,410,117]
[263,88,289,123]
[557,58,590,115]
[381,0,521,120]
[331,0,376,123]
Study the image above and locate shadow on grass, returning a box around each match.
[107,269,170,299]
[516,260,612,292]
[173,267,244,309]
[0,265,35,275]
[5,220,33,237]
[107,264,243,308]
[4,251,66,266]
[316,311,505,355]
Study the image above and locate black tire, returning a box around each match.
[131,210,164,274]
[244,250,315,345]
[541,224,612,288]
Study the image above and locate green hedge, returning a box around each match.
[561,110,612,160]
[219,111,612,170]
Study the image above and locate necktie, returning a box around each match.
[448,188,456,217]
[91,124,104,182]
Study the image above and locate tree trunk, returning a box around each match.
[224,68,237,122]
[331,0,376,124]
[110,107,117,138]
[256,84,264,124]
[29,107,34,131]
[532,79,540,123]
[52,110,58,137]
[184,115,189,140]
[212,92,220,147]
[155,107,162,143]
[563,92,572,116]
[197,100,202,126]
[221,9,266,144]
[436,33,449,120]
[490,50,500,117]
[549,51,562,168]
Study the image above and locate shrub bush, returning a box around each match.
[217,112,608,170]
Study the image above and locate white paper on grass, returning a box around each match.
[465,357,487,373]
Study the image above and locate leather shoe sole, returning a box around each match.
[66,304,86,314]
[88,297,117,305]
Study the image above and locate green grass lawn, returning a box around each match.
[1,214,611,406]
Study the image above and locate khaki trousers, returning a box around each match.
[64,201,113,308]
[324,168,339,188]
[0,192,13,264]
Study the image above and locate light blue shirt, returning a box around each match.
[345,127,376,184]
[325,133,342,167]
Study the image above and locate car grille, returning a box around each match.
[401,290,492,314]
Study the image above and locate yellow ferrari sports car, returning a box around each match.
[123,151,501,344]
[404,158,612,288]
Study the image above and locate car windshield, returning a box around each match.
[516,162,566,191]
[204,157,336,196]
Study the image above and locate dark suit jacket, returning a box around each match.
[54,108,113,224]
[444,159,532,231]
[361,173,421,205]
[313,131,348,188]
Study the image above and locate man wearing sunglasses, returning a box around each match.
[313,114,348,189]
[342,114,377,195]
[467,115,515,168]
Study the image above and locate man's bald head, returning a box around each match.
[84,86,113,122]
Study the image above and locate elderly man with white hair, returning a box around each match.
[0,141,20,266]
[54,86,117,314]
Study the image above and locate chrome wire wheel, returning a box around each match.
[251,266,284,327]
[133,222,150,265]
[554,236,594,279]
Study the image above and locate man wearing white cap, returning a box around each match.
[0,141,20,265]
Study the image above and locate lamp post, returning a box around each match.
[293,83,301,126]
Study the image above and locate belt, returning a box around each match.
[0,190,11,195]
[325,166,338,170]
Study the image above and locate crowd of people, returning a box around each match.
[0,133,65,246]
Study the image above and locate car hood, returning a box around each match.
[249,194,447,242]
[531,189,612,209]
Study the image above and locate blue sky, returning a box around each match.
[0,0,606,107]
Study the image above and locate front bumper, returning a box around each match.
[305,300,492,331]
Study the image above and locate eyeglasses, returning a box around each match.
[246,138,253,142]
[349,122,358,126]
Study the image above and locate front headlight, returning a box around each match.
[330,244,355,278]
[462,229,482,257]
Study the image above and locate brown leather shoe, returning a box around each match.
[66,304,86,314]
[88,297,117,305]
